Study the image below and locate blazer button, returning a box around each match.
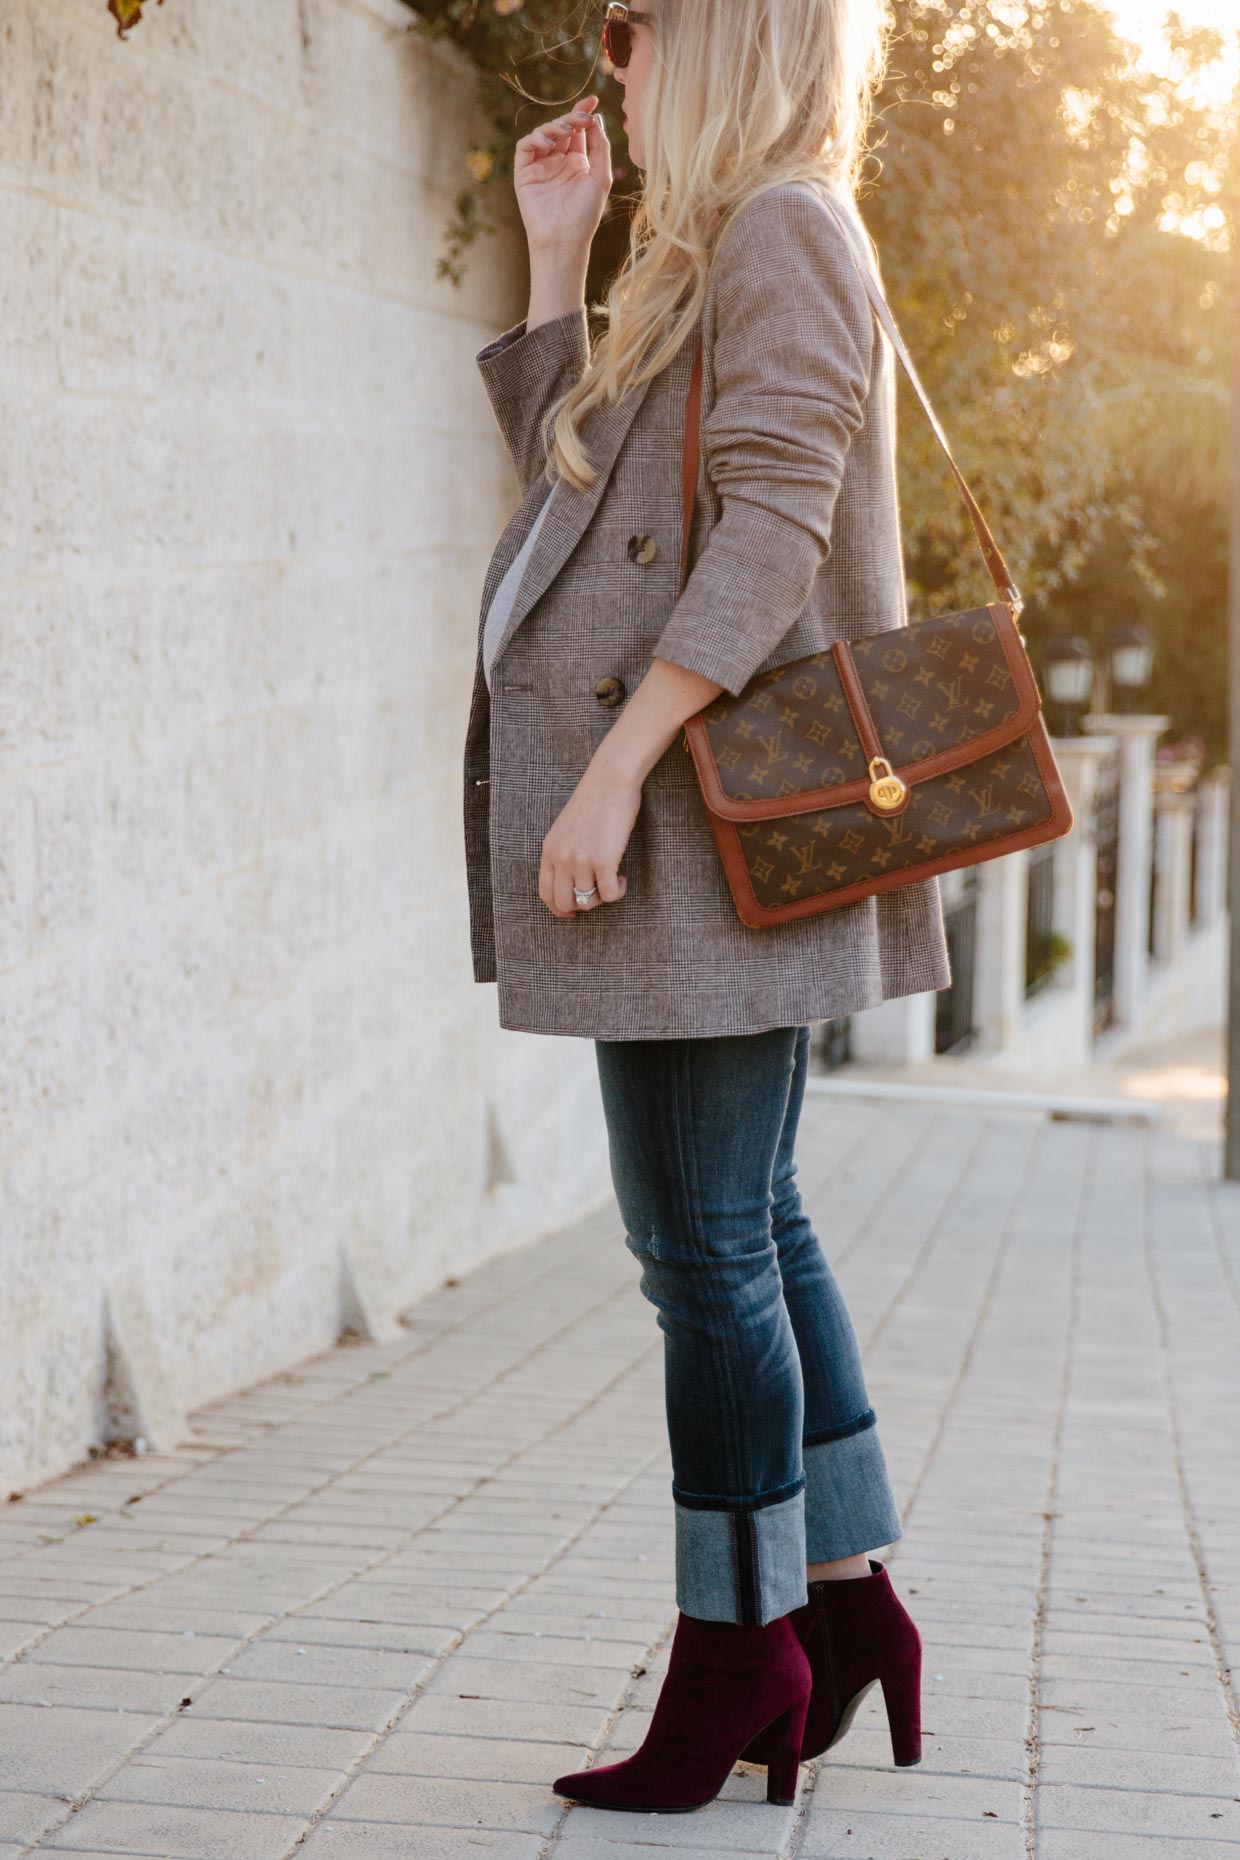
[627,533,658,564]
[594,675,626,708]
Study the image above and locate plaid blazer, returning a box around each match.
[462,181,951,1040]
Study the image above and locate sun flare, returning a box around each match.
[1101,0,1237,105]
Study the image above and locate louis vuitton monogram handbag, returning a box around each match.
[677,210,1074,930]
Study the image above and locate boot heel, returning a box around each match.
[764,1698,808,1805]
[880,1658,922,1766]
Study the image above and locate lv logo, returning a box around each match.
[968,781,999,816]
[791,839,822,875]
[937,676,971,711]
[755,728,786,765]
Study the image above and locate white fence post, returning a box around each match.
[1194,768,1231,926]
[973,846,1028,1052]
[1083,714,1168,1029]
[1150,784,1195,967]
[1041,734,1116,1060]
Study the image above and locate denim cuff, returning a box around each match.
[803,1411,904,1562]
[672,1483,810,1626]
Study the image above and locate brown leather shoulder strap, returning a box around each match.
[680,339,705,593]
[680,195,1022,616]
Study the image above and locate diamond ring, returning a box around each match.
[573,884,599,906]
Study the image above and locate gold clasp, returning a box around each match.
[867,756,907,812]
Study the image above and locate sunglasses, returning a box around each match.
[603,2,651,72]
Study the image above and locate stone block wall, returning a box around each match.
[0,0,610,1493]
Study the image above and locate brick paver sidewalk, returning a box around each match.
[2,1088,1239,1858]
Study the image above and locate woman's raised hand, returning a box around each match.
[514,95,612,255]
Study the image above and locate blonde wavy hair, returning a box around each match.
[544,0,891,492]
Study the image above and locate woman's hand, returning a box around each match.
[537,659,724,919]
[539,757,639,919]
[515,95,612,258]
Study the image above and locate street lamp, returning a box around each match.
[1107,622,1155,715]
[1042,635,1095,737]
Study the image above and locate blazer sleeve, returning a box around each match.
[651,187,876,697]
[476,306,590,496]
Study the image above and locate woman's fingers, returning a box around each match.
[538,851,624,916]
[519,99,605,159]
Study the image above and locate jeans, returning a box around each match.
[594,1022,903,1626]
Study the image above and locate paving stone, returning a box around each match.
[305,1584,505,1627]
[96,1751,346,1814]
[420,1654,629,1710]
[297,1825,546,1859]
[0,1703,161,1793]
[26,1626,238,1673]
[798,1805,1025,1857]
[263,1616,456,1656]
[365,1731,588,1782]
[0,1794,64,1844]
[185,1676,404,1731]
[404,1696,608,1745]
[822,1728,1030,1782]
[552,1845,773,1860]
[0,1660,200,1714]
[811,1770,1023,1821]
[41,1798,307,1856]
[331,1772,560,1833]
[150,1716,373,1772]
[0,1620,40,1658]
[1035,1781,1240,1841]
[1036,1743,1240,1792]
[220,1639,434,1692]
[462,1628,647,1670]
[1037,1835,1240,1859]
[77,1601,276,1637]
[553,1795,799,1849]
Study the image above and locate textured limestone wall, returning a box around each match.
[0,0,609,1494]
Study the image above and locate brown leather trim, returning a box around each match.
[830,639,881,761]
[710,719,1075,930]
[831,639,914,820]
[685,604,1042,823]
[681,340,704,580]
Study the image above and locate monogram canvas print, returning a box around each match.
[730,734,1052,911]
[684,603,1073,927]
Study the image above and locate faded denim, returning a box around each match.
[594,1022,903,1626]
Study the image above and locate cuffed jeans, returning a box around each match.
[594,1022,903,1627]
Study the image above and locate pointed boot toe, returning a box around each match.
[552,1762,623,1806]
[550,1609,811,1813]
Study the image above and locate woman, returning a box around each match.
[462,0,944,1817]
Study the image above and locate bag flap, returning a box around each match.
[684,603,1042,823]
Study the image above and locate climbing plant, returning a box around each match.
[403,1,636,288]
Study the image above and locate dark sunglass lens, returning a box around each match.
[603,18,631,68]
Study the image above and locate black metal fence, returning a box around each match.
[815,1016,852,1072]
[1024,844,1058,998]
[1093,749,1120,1035]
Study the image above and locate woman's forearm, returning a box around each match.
[527,246,590,332]
[589,655,724,788]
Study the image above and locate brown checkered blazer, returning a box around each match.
[462,181,951,1039]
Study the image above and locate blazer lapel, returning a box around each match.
[483,370,658,675]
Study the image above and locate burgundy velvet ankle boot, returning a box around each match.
[737,1557,922,1769]
[552,1608,812,1812]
